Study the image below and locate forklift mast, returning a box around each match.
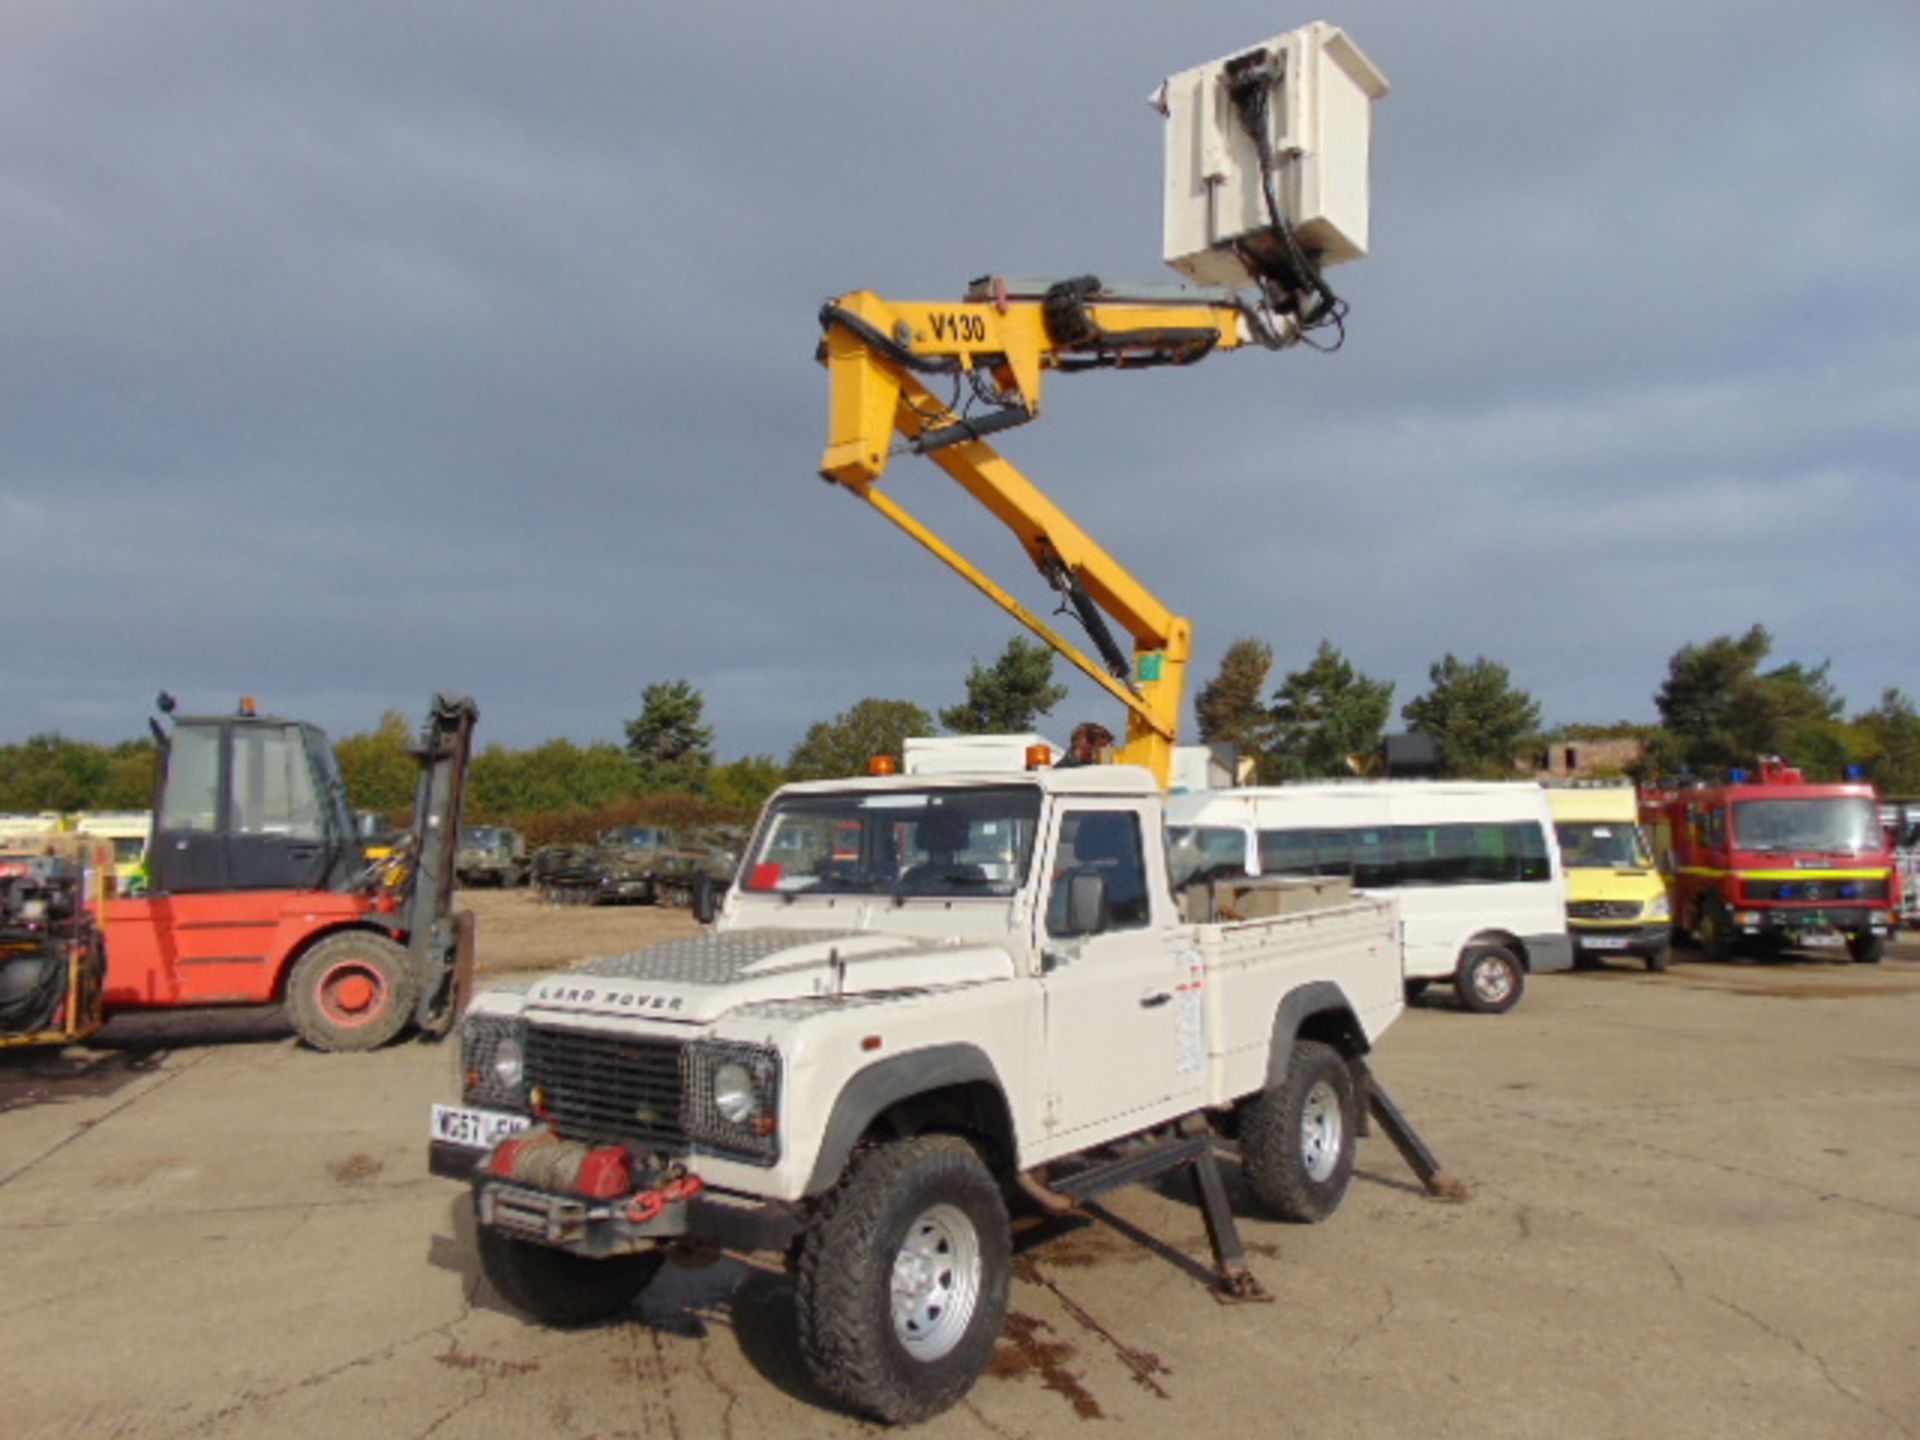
[397,694,480,1031]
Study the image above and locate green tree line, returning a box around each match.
[7,627,1916,822]
[1196,623,1919,791]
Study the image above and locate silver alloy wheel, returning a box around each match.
[890,1202,983,1361]
[1299,1078,1345,1182]
[1471,954,1516,1006]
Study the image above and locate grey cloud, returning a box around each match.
[4,0,1916,760]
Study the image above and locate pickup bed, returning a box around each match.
[433,764,1406,1422]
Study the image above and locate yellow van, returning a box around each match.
[1544,784,1670,972]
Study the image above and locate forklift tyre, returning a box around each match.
[478,1226,664,1327]
[286,932,418,1052]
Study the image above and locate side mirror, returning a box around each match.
[692,874,721,926]
[1065,871,1109,937]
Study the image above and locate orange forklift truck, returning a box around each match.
[0,693,480,1052]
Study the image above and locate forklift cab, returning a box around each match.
[148,709,362,896]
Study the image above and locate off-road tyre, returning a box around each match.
[795,1135,1010,1425]
[1455,943,1525,1015]
[477,1226,663,1327]
[285,931,418,1052]
[1241,1038,1359,1223]
[1848,932,1885,965]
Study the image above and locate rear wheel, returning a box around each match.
[1696,900,1733,964]
[1241,1039,1359,1223]
[478,1226,663,1327]
[1455,943,1525,1015]
[286,932,416,1051]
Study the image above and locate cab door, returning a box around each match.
[1039,805,1204,1142]
[147,721,228,894]
[224,722,334,892]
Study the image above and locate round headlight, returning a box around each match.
[712,1060,760,1125]
[491,1034,524,1089]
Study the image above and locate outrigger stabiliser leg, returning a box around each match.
[1185,1062,1467,1303]
[1028,1064,1466,1304]
[1351,1057,1472,1203]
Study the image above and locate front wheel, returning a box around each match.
[796,1135,1010,1425]
[1455,943,1525,1015]
[1646,944,1672,974]
[1240,1038,1359,1223]
[1848,932,1885,965]
[1696,900,1733,964]
[285,932,417,1051]
[478,1226,663,1327]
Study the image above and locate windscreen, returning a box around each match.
[1732,797,1881,853]
[743,786,1043,899]
[1554,821,1652,869]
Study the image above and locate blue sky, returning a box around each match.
[5,1,1916,758]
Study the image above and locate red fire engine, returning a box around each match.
[1640,759,1899,964]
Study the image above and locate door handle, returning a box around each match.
[1139,991,1172,1009]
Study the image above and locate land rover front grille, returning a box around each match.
[523,1025,687,1152]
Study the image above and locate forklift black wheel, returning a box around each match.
[287,932,418,1051]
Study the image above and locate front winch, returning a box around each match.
[488,1128,637,1198]
[476,1127,706,1255]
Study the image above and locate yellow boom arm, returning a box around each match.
[818,277,1259,787]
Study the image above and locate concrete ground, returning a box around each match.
[3,894,1916,1439]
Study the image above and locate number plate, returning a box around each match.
[1800,932,1844,948]
[431,1103,531,1150]
[1583,936,1630,951]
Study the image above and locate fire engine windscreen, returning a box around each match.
[1732,796,1881,853]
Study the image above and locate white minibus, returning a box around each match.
[1166,782,1570,1013]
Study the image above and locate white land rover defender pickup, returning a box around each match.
[431,764,1422,1423]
